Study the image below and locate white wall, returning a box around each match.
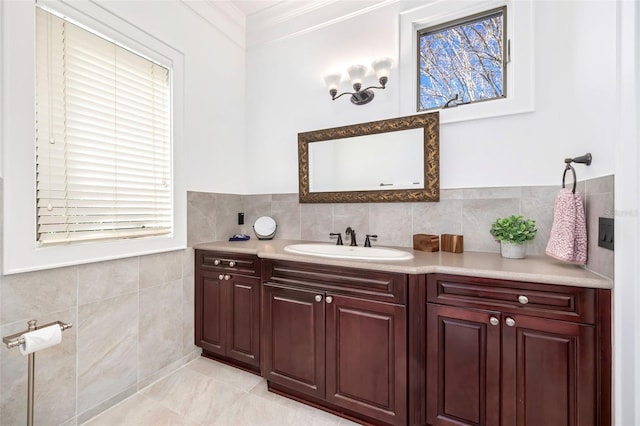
[614,0,640,424]
[245,1,616,194]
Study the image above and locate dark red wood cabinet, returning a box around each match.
[262,260,408,426]
[195,250,261,372]
[423,273,611,426]
[193,251,611,426]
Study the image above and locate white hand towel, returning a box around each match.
[545,188,587,265]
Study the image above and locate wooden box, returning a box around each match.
[413,234,440,252]
[441,234,464,253]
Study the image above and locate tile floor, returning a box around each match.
[83,356,361,425]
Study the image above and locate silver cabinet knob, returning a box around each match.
[224,274,231,281]
[218,274,224,280]
[315,295,323,303]
[489,317,499,326]
[505,317,516,327]
[229,261,236,267]
[214,259,220,266]
[325,296,333,304]
[518,295,529,305]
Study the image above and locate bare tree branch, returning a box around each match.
[418,12,504,109]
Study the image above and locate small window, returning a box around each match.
[35,7,172,246]
[417,7,507,111]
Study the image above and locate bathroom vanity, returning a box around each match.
[194,240,611,426]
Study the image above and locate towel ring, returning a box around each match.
[562,164,577,194]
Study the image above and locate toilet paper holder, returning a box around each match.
[3,320,72,349]
[3,319,72,426]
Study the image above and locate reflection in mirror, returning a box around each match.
[298,112,439,203]
[309,129,424,192]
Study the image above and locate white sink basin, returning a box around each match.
[284,243,414,261]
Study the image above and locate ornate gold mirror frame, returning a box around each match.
[298,112,439,203]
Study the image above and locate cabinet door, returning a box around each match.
[263,284,325,399]
[325,294,407,426]
[226,275,261,368]
[501,315,596,426]
[426,304,501,426]
[325,295,407,424]
[195,272,226,356]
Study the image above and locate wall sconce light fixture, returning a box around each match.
[324,58,392,105]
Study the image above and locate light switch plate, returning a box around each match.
[598,217,614,250]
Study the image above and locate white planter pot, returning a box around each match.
[500,241,526,259]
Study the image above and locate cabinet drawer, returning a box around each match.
[196,250,260,277]
[427,273,596,324]
[263,260,406,304]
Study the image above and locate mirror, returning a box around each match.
[308,129,424,192]
[298,112,439,203]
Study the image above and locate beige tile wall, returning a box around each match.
[235,176,614,279]
[0,179,199,425]
[0,249,199,425]
[0,176,614,425]
[584,176,615,278]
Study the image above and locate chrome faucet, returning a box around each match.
[345,227,357,246]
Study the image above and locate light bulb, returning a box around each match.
[347,65,367,86]
[323,73,342,91]
[371,57,392,79]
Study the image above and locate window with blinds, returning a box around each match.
[35,7,172,246]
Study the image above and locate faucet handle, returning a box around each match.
[364,234,378,247]
[329,232,343,245]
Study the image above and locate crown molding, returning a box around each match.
[248,0,338,28]
[247,0,397,47]
[181,0,246,48]
[181,0,398,49]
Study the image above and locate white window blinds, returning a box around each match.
[35,7,172,246]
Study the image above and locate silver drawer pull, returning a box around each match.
[229,261,236,267]
[214,259,220,266]
[224,274,231,281]
[218,274,224,280]
[325,296,333,304]
[315,295,323,303]
[505,317,516,327]
[518,295,529,305]
[489,317,499,326]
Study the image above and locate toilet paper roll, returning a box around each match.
[19,324,62,355]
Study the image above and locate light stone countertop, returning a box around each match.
[193,239,612,289]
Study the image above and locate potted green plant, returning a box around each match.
[489,215,537,259]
